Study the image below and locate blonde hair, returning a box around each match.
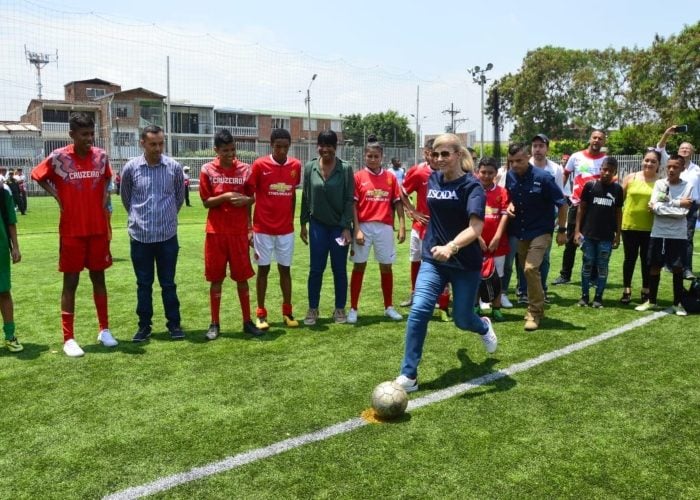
[432,133,473,172]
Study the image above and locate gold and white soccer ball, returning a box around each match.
[371,381,408,419]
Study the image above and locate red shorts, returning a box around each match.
[59,234,112,273]
[204,233,255,282]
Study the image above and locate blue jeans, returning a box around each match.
[130,235,181,330]
[581,238,613,299]
[400,260,487,379]
[307,217,349,310]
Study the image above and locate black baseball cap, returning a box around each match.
[531,133,549,145]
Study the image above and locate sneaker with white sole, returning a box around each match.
[347,308,358,324]
[333,308,347,324]
[97,329,118,347]
[384,306,403,321]
[63,338,85,357]
[635,300,656,312]
[395,374,418,393]
[500,294,513,309]
[399,293,414,307]
[478,317,498,354]
[674,303,688,316]
[479,299,492,314]
[303,308,319,326]
[205,323,220,340]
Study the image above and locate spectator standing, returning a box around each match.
[388,157,406,186]
[120,125,186,342]
[13,168,27,215]
[0,184,23,352]
[300,130,354,325]
[183,166,192,207]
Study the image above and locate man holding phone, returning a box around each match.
[657,125,699,279]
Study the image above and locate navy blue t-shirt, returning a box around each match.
[422,171,485,272]
[506,164,566,240]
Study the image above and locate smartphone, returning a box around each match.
[674,125,688,133]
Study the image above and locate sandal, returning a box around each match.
[619,290,632,304]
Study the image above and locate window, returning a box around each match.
[303,118,318,131]
[237,114,256,128]
[113,103,133,118]
[331,120,342,131]
[171,112,199,134]
[114,132,134,146]
[140,102,163,126]
[271,117,290,130]
[42,109,70,122]
[86,87,106,99]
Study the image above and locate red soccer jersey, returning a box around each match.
[481,184,510,257]
[31,144,111,237]
[246,154,301,235]
[354,167,400,226]
[199,158,251,235]
[402,162,433,237]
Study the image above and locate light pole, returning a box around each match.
[410,113,427,165]
[467,63,493,158]
[304,74,317,161]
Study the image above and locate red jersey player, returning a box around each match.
[199,129,263,339]
[347,138,406,324]
[245,128,301,330]
[31,112,116,357]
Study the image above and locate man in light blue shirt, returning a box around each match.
[120,125,186,341]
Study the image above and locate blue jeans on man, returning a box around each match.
[130,235,181,330]
[580,238,613,301]
[307,217,349,310]
[400,260,487,379]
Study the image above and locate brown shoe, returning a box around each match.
[524,318,539,331]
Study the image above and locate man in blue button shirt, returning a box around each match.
[506,143,567,331]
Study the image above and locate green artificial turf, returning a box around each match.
[0,196,697,498]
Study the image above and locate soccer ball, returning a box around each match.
[371,381,408,419]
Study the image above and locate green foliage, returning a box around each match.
[549,139,587,156]
[342,110,415,148]
[492,22,700,151]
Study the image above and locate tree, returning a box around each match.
[342,110,415,148]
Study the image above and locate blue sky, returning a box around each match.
[3,0,698,137]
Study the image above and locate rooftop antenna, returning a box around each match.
[24,45,58,99]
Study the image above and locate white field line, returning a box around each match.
[105,310,668,500]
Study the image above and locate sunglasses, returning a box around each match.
[430,151,453,159]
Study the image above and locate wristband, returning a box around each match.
[557,226,567,234]
[447,241,459,255]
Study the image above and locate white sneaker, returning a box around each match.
[478,317,498,354]
[500,294,513,309]
[347,308,358,324]
[395,374,418,393]
[63,339,85,357]
[384,306,403,321]
[674,304,688,316]
[479,299,492,313]
[97,329,118,347]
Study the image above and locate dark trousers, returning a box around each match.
[684,203,698,272]
[130,235,181,330]
[621,230,651,289]
[307,217,349,310]
[558,205,578,280]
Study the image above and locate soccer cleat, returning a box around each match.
[256,316,270,331]
[132,326,152,343]
[635,300,656,312]
[551,276,570,285]
[205,323,220,341]
[347,308,358,324]
[333,308,347,324]
[283,314,299,328]
[169,327,186,340]
[577,297,589,307]
[492,308,505,322]
[97,329,118,347]
[399,293,414,307]
[303,308,319,326]
[674,304,688,316]
[63,339,85,357]
[4,337,23,353]
[243,320,265,337]
[384,306,403,321]
[500,294,513,309]
[395,374,418,393]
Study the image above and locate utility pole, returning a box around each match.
[25,45,58,99]
[304,74,317,161]
[442,102,461,133]
[468,63,494,158]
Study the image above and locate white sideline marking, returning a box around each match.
[105,310,668,500]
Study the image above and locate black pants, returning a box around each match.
[558,205,578,280]
[621,230,650,289]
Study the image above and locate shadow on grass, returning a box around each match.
[82,342,147,355]
[0,342,50,360]
[421,349,516,398]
